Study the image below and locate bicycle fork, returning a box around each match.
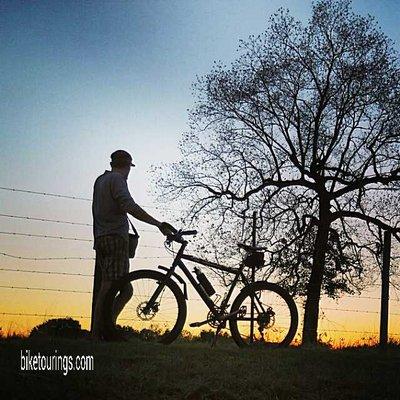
[141,274,172,315]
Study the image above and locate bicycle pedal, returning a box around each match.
[189,320,208,328]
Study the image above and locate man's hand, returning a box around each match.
[158,222,177,236]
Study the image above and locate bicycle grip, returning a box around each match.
[181,230,197,236]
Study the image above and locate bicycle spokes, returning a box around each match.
[116,277,181,336]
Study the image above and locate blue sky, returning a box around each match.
[1,0,399,210]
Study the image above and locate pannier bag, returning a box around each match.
[243,251,264,268]
[128,218,139,258]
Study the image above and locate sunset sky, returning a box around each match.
[0,0,399,343]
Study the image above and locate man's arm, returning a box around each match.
[127,202,161,228]
[127,202,178,236]
[110,174,174,234]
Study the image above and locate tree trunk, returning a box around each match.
[302,206,330,345]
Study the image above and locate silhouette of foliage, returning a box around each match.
[115,324,140,339]
[29,318,88,339]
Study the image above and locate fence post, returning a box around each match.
[379,230,391,348]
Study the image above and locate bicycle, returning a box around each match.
[103,229,298,347]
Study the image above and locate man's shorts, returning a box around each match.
[95,234,129,281]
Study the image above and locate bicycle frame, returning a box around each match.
[145,238,261,321]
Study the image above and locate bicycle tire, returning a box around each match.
[103,269,187,344]
[229,281,298,347]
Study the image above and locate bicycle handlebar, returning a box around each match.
[180,230,198,236]
[166,229,197,244]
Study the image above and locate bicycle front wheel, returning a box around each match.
[103,269,187,344]
[229,281,298,347]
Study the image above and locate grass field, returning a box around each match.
[1,336,400,400]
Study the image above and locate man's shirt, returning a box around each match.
[92,170,136,249]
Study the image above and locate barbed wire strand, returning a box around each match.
[0,231,165,249]
[325,296,400,302]
[1,252,94,261]
[0,187,91,201]
[0,312,91,319]
[0,285,204,303]
[0,213,92,227]
[0,285,91,294]
[322,307,400,316]
[318,328,400,336]
[0,268,93,277]
[0,186,174,211]
[0,213,158,233]
[0,252,171,260]
[0,231,93,242]
[0,312,179,323]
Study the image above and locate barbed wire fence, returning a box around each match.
[0,186,399,345]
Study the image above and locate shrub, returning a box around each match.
[199,330,215,343]
[115,324,140,339]
[29,317,86,339]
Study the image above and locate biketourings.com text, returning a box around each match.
[20,349,94,375]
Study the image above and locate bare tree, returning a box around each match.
[158,0,400,344]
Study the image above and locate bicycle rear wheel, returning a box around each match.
[103,269,187,344]
[229,281,298,347]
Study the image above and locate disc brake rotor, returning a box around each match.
[137,301,159,321]
[257,307,275,331]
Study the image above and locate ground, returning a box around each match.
[1,337,399,400]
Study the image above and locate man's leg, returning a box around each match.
[91,279,113,339]
[91,257,102,333]
[112,283,133,324]
[111,238,133,324]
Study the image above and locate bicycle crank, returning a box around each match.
[189,308,243,328]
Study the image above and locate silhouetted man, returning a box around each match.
[91,150,174,340]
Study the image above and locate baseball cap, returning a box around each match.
[110,150,135,167]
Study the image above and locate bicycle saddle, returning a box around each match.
[237,242,268,252]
